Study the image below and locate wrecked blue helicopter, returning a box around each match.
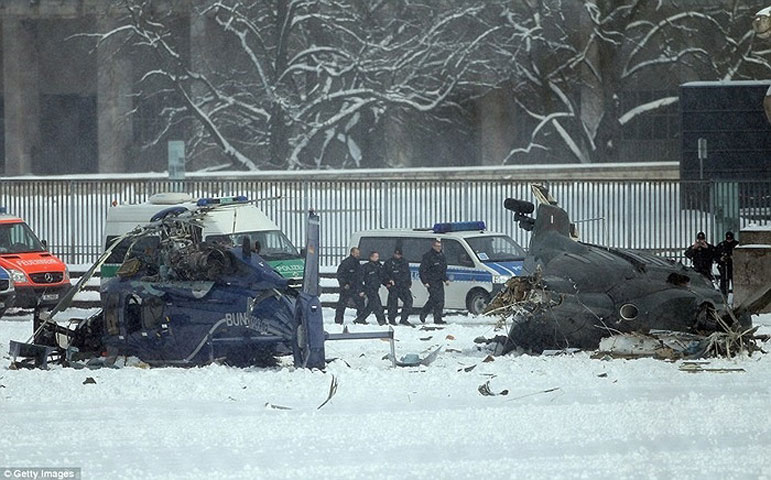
[10,207,330,369]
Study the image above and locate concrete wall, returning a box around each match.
[733,226,771,314]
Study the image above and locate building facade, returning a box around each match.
[0,1,767,175]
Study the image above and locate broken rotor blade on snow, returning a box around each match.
[26,224,149,345]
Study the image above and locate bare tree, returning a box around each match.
[101,0,771,169]
[498,0,771,164]
[104,0,516,170]
[755,5,771,123]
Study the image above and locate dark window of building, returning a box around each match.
[39,94,98,174]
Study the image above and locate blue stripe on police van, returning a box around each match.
[409,266,491,283]
[484,261,524,275]
[446,269,492,283]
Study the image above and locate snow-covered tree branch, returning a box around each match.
[104,0,520,170]
[499,0,771,164]
[100,0,771,168]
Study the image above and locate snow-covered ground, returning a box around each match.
[1,310,770,480]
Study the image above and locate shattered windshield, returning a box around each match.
[206,230,301,261]
[0,222,45,254]
[466,235,525,263]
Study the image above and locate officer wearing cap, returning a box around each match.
[383,247,413,326]
[685,231,716,280]
[419,239,449,324]
[715,231,739,296]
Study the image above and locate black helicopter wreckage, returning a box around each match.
[10,206,395,369]
[484,185,770,359]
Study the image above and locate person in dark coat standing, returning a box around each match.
[354,251,387,325]
[383,248,413,326]
[419,239,449,324]
[334,247,365,324]
[715,231,739,297]
[685,231,716,280]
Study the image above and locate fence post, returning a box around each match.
[464,181,470,220]
[380,181,387,228]
[625,182,631,249]
[68,181,76,264]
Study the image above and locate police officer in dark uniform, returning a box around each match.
[419,239,449,324]
[685,231,716,280]
[354,251,387,325]
[715,231,739,297]
[383,248,413,326]
[334,247,365,324]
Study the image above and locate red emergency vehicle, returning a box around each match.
[0,210,71,308]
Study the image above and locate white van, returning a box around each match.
[102,193,304,284]
[348,221,526,315]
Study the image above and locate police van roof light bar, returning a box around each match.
[432,221,486,233]
[196,195,249,207]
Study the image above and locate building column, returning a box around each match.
[579,0,602,163]
[383,110,415,168]
[477,88,511,166]
[96,11,133,173]
[3,17,40,176]
[189,9,211,99]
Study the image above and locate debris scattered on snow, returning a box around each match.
[317,375,338,410]
[478,380,509,397]
[679,363,746,374]
[542,348,581,356]
[505,387,561,402]
[594,313,766,360]
[390,346,443,367]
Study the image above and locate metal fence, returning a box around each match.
[1,175,769,266]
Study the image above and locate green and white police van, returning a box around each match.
[348,221,526,315]
[102,193,304,285]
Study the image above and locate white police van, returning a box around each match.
[348,221,526,315]
[102,193,304,285]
